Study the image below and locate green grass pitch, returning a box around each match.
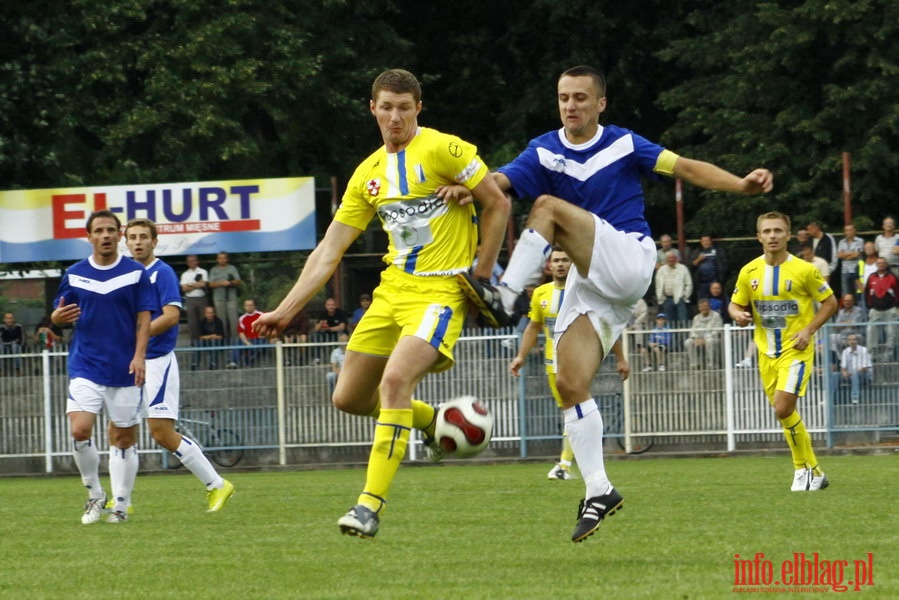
[1,454,896,599]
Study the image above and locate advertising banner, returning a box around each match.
[0,177,316,263]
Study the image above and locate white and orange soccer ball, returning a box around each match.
[434,396,494,458]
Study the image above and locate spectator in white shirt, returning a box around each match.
[838,333,872,404]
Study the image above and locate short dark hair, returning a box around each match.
[560,65,607,96]
[86,209,121,233]
[125,217,158,240]
[372,69,422,104]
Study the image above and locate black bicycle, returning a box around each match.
[599,393,655,454]
[166,409,244,468]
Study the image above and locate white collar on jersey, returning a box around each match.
[556,124,605,151]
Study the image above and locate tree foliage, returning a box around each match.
[2,0,896,242]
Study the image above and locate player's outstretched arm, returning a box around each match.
[510,319,541,376]
[673,157,773,195]
[253,221,362,339]
[469,176,511,282]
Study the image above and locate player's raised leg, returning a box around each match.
[459,195,596,327]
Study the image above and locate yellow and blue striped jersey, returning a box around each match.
[732,254,833,359]
[335,127,489,277]
[528,281,565,373]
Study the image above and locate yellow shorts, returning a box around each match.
[348,267,467,373]
[547,371,563,408]
[758,351,813,404]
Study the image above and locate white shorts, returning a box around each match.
[143,351,180,420]
[554,214,656,354]
[66,377,143,427]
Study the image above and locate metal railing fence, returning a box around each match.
[1,321,896,474]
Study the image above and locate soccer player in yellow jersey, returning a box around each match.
[253,69,510,538]
[510,247,629,480]
[729,211,837,491]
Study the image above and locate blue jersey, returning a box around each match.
[55,255,156,386]
[144,258,182,358]
[499,125,675,237]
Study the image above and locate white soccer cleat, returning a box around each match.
[81,495,107,525]
[791,468,810,492]
[547,464,577,480]
[809,471,829,491]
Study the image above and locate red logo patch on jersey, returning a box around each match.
[366,179,381,196]
[750,278,759,291]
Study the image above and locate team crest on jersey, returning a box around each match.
[366,179,381,196]
[540,299,549,309]
[750,278,759,291]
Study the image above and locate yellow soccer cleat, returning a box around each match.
[207,479,235,512]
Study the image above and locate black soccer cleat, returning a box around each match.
[456,273,514,328]
[571,487,624,543]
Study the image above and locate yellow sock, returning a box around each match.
[560,431,574,466]
[779,410,819,472]
[358,408,413,513]
[411,400,438,437]
[367,399,435,436]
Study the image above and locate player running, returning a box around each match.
[729,211,836,491]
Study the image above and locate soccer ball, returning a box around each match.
[434,396,493,458]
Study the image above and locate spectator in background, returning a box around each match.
[208,251,242,344]
[706,281,730,323]
[788,227,810,255]
[1,312,26,373]
[233,298,264,368]
[641,313,672,372]
[800,244,830,283]
[874,216,899,275]
[198,305,225,369]
[838,333,872,405]
[684,298,724,370]
[836,224,864,300]
[829,293,865,352]
[689,234,727,300]
[327,333,349,397]
[655,250,692,325]
[807,221,838,275]
[655,234,681,269]
[859,241,880,316]
[312,297,348,363]
[180,255,208,365]
[33,316,62,350]
[864,257,898,363]
[348,293,372,333]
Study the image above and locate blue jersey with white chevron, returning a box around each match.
[144,258,182,358]
[55,255,156,386]
[498,125,666,237]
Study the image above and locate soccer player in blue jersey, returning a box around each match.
[254,68,510,538]
[730,212,836,492]
[124,218,235,512]
[459,65,773,542]
[51,210,154,524]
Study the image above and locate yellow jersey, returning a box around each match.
[732,254,833,359]
[528,281,566,374]
[335,127,489,277]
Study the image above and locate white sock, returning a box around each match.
[501,229,552,294]
[563,399,612,498]
[73,439,104,499]
[108,446,139,511]
[176,437,224,490]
